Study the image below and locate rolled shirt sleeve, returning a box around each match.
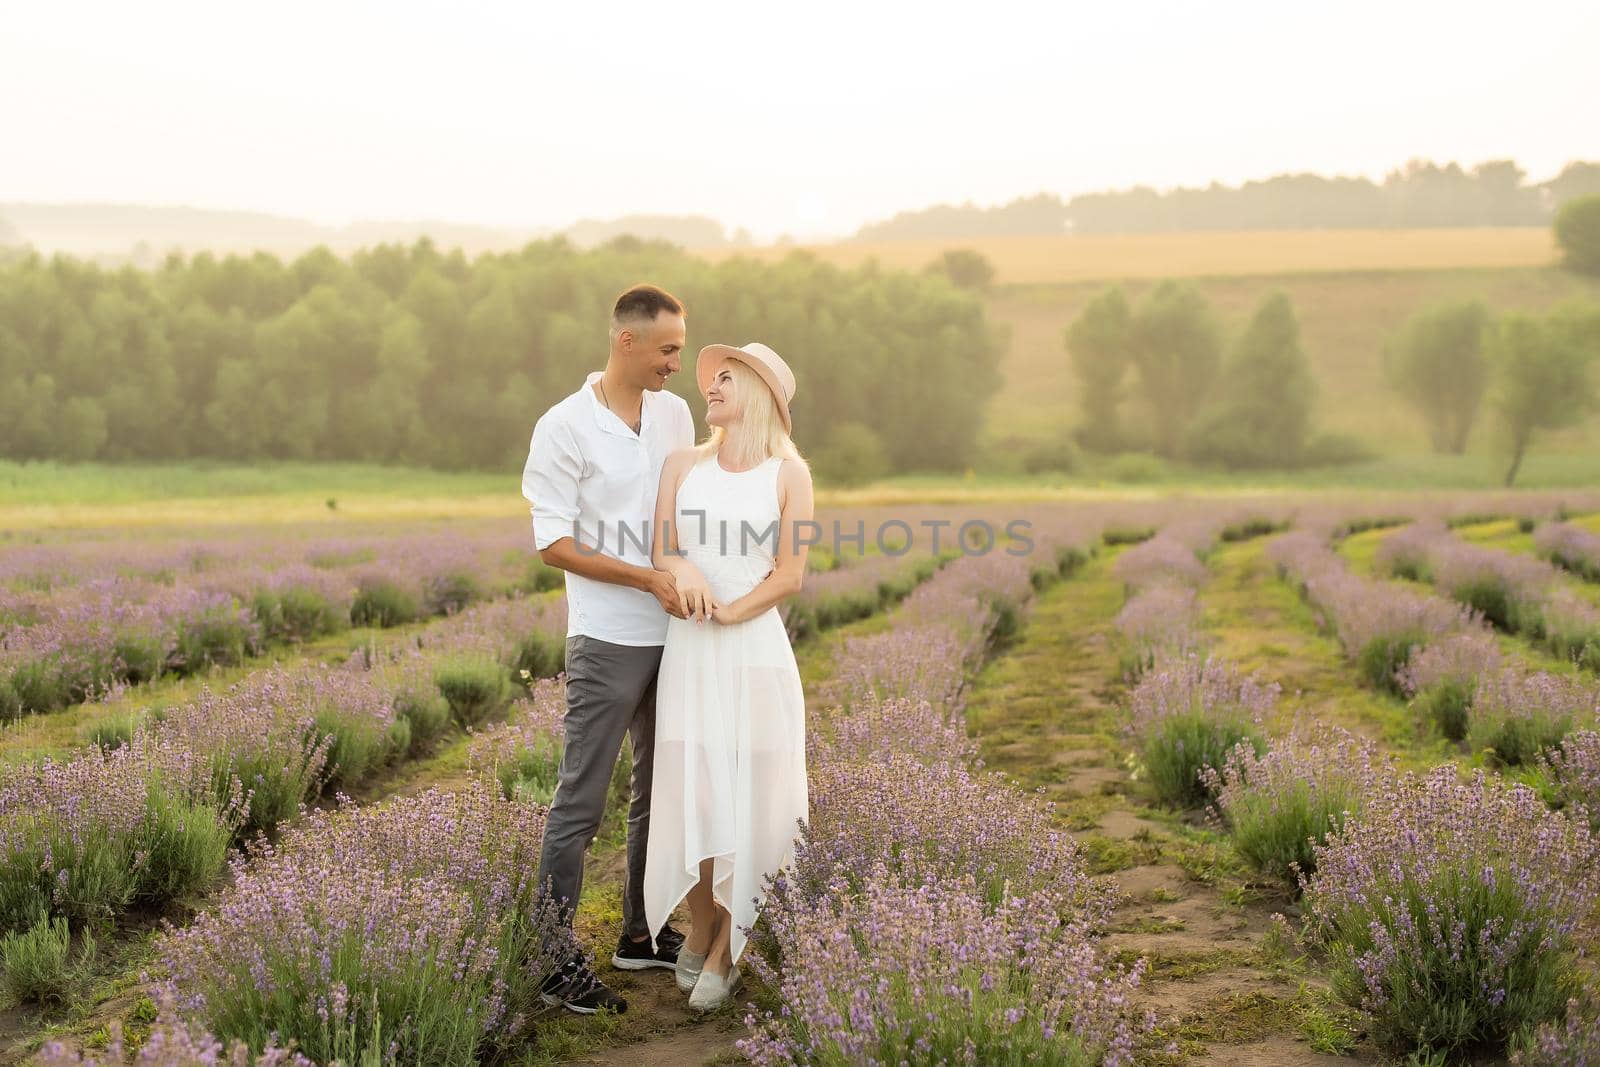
[523,414,584,551]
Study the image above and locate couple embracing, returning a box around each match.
[520,284,813,1015]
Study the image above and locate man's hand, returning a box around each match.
[672,566,722,623]
[646,570,689,620]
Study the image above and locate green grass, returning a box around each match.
[0,459,511,506]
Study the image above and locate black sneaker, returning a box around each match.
[540,959,628,1015]
[611,923,684,971]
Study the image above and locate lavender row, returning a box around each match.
[1146,657,1600,1058]
[0,592,567,959]
[54,787,573,1067]
[0,522,547,592]
[1537,520,1600,584]
[1301,765,1598,1058]
[1112,520,1219,679]
[743,530,1159,1066]
[1268,530,1482,694]
[779,548,950,642]
[45,534,1098,1064]
[1378,521,1600,672]
[0,534,565,720]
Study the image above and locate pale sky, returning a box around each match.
[4,0,1598,240]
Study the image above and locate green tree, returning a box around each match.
[1555,195,1600,275]
[1186,291,1317,468]
[925,249,996,291]
[57,396,109,460]
[812,422,890,487]
[1128,281,1223,458]
[1385,299,1492,454]
[1065,287,1132,452]
[0,239,1004,471]
[1491,305,1600,486]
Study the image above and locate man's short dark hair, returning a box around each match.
[612,284,684,328]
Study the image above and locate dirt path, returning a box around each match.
[964,550,1368,1064]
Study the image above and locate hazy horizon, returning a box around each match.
[6,0,1599,241]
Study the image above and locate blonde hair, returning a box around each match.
[697,358,805,471]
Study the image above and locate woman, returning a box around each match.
[643,341,814,1012]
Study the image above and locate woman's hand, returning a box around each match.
[711,601,745,626]
[672,565,722,622]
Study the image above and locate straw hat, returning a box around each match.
[696,342,797,434]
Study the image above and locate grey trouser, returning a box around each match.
[536,634,662,942]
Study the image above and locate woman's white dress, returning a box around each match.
[643,453,808,964]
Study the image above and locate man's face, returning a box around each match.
[621,312,686,391]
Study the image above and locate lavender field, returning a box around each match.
[7,491,1600,1065]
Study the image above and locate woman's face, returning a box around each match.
[704,364,742,428]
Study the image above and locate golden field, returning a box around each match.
[695,227,1557,285]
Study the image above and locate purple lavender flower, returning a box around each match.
[1540,729,1600,831]
[1304,765,1599,1056]
[1204,724,1396,886]
[1536,521,1600,584]
[35,986,314,1066]
[741,867,1152,1067]
[1125,654,1276,807]
[1513,997,1600,1066]
[157,786,572,1065]
[1467,666,1599,767]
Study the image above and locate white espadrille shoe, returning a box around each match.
[674,945,707,993]
[687,965,741,1012]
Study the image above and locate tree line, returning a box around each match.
[1064,281,1600,485]
[859,159,1600,239]
[0,238,1004,473]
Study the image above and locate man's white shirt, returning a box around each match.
[522,372,695,646]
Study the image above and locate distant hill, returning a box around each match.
[856,159,1600,240]
[561,214,736,249]
[0,203,549,261]
[0,204,739,261]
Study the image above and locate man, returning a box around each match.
[522,283,695,1014]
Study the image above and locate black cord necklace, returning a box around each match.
[597,378,641,434]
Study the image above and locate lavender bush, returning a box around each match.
[1120,531,1203,598]
[782,551,945,642]
[1513,998,1600,1066]
[1397,630,1503,740]
[1304,568,1479,694]
[798,752,1113,917]
[1114,582,1202,680]
[811,694,977,768]
[37,988,314,1065]
[1536,521,1600,583]
[1203,726,1394,887]
[1543,589,1600,672]
[1467,667,1599,767]
[0,736,238,932]
[465,677,567,805]
[1304,766,1599,1057]
[1269,530,1482,694]
[1538,728,1600,829]
[1427,538,1558,635]
[159,786,571,1067]
[1125,654,1275,807]
[740,868,1151,1067]
[1372,521,1445,583]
